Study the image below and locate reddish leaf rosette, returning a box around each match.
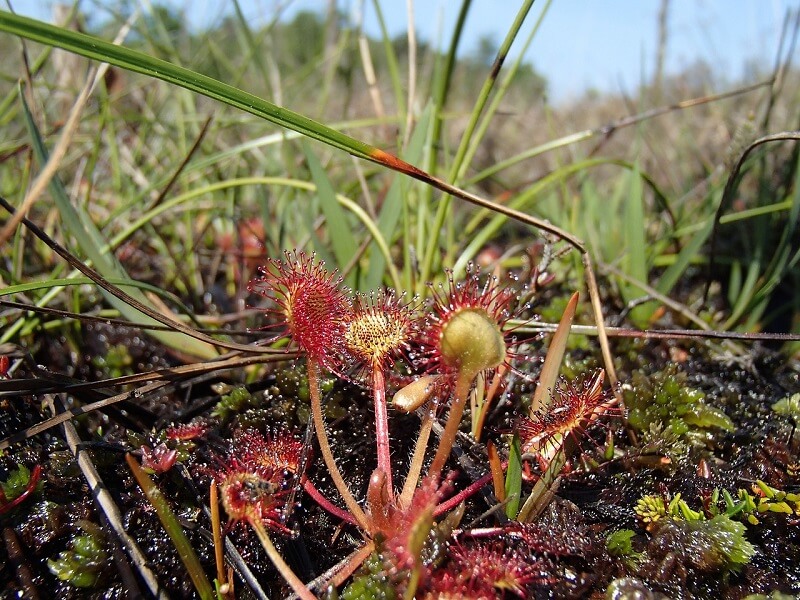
[165,420,208,442]
[141,443,178,474]
[234,428,303,475]
[426,539,542,598]
[215,429,303,535]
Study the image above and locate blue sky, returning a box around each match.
[13,1,797,101]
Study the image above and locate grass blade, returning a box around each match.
[0,11,381,163]
[126,454,214,600]
[504,434,522,519]
[530,291,579,416]
[622,160,651,324]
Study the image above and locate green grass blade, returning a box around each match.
[656,205,718,297]
[622,160,650,324]
[371,0,406,120]
[453,158,627,276]
[126,455,214,600]
[419,0,535,288]
[459,0,552,183]
[504,434,522,519]
[0,11,380,163]
[724,257,763,329]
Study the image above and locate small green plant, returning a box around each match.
[606,529,643,567]
[91,343,133,378]
[624,366,734,440]
[772,392,800,419]
[748,480,800,520]
[211,385,258,421]
[634,494,668,524]
[0,463,43,516]
[639,512,756,577]
[47,525,108,588]
[772,392,800,438]
[340,552,398,600]
[636,481,800,533]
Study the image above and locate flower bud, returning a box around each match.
[393,375,441,412]
[439,308,506,378]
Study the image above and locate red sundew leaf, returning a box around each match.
[141,443,178,474]
[248,251,351,373]
[518,369,615,462]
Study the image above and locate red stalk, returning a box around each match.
[372,363,393,497]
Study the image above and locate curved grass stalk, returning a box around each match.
[0,277,194,313]
[0,12,382,161]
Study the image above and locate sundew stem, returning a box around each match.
[428,370,474,479]
[307,358,370,531]
[250,520,315,600]
[372,363,393,497]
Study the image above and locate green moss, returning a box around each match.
[47,527,108,588]
[624,366,733,441]
[606,529,640,560]
[212,385,257,421]
[340,553,397,600]
[646,515,754,575]
[692,515,755,572]
[0,463,42,502]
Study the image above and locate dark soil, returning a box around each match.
[1,319,799,599]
